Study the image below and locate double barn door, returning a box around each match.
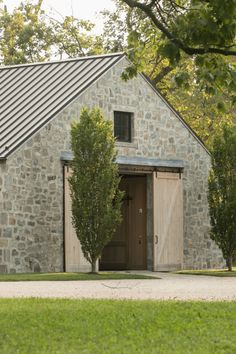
[64,166,183,272]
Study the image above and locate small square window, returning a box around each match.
[114,111,132,142]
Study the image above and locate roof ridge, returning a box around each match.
[0,52,124,70]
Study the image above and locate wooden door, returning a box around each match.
[64,166,91,272]
[153,172,183,271]
[100,176,147,270]
[100,179,129,270]
[128,177,147,269]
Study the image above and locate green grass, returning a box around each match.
[176,268,236,277]
[0,272,158,282]
[0,299,236,354]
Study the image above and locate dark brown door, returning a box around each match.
[127,177,146,269]
[100,175,147,270]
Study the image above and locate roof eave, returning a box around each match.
[0,52,125,70]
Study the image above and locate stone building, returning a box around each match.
[0,53,223,273]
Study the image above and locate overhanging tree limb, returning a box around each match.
[122,0,236,56]
[152,65,173,84]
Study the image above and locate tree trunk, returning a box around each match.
[91,259,98,274]
[226,256,233,271]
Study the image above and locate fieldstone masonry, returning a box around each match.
[0,57,224,273]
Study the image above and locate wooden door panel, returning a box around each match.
[101,245,126,266]
[153,172,183,271]
[128,177,147,269]
[100,178,129,270]
[100,176,147,270]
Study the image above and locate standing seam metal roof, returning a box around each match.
[0,52,208,160]
[0,53,125,159]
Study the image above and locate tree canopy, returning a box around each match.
[0,0,102,65]
[102,0,236,145]
[119,0,236,104]
[122,0,236,57]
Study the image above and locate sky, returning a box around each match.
[3,0,116,34]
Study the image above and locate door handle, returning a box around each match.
[155,235,158,244]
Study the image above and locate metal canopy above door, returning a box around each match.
[61,152,184,169]
[116,155,184,169]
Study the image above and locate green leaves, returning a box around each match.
[69,108,123,272]
[0,1,52,65]
[120,0,236,110]
[99,1,234,146]
[216,102,226,112]
[51,16,103,58]
[159,42,180,65]
[0,1,103,65]
[174,72,190,88]
[171,0,236,49]
[121,64,138,81]
[208,125,236,270]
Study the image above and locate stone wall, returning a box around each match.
[0,57,224,273]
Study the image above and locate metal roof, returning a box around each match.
[0,53,124,159]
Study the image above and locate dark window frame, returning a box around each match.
[114,111,132,143]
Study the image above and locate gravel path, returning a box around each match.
[0,272,235,301]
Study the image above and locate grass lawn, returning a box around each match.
[0,272,158,282]
[0,299,235,354]
[177,268,236,277]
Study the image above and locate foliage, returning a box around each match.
[0,0,103,65]
[121,0,236,102]
[101,0,236,146]
[69,108,123,273]
[208,125,236,271]
[162,75,234,146]
[0,0,52,64]
[50,16,103,59]
[1,299,236,353]
[101,6,127,52]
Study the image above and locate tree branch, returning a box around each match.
[152,65,174,84]
[122,0,236,56]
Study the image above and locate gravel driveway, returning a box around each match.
[0,272,235,301]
